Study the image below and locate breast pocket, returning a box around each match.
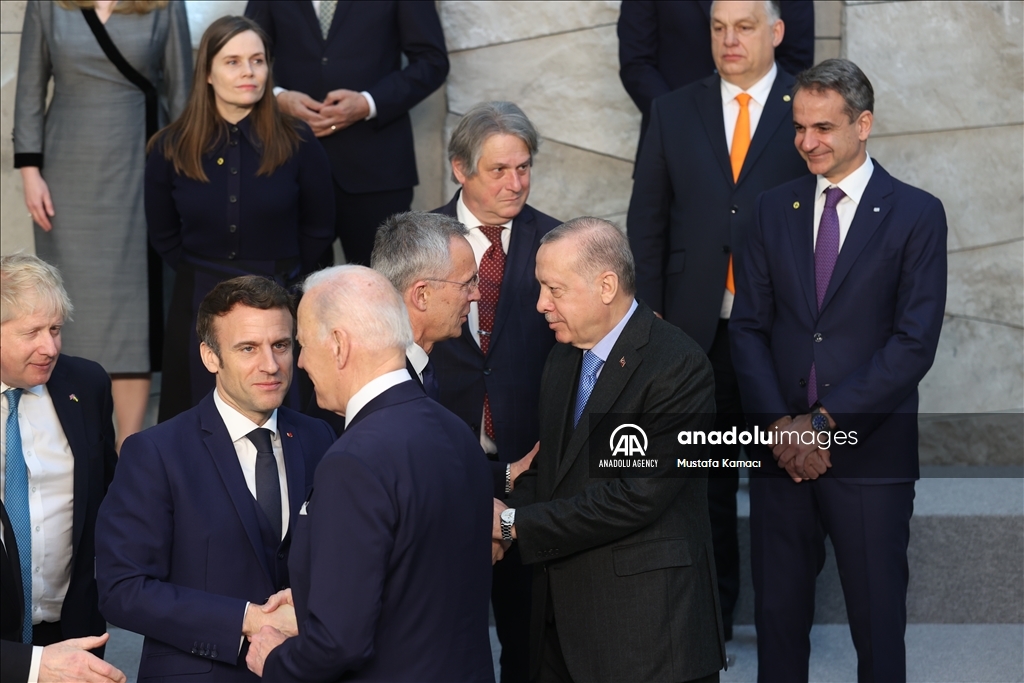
[613,538,692,577]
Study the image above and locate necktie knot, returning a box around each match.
[4,388,23,411]
[479,225,504,248]
[824,186,846,210]
[735,92,752,108]
[581,350,603,379]
[246,427,274,454]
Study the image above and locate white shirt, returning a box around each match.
[1,382,74,627]
[345,370,413,427]
[456,193,514,454]
[719,63,778,319]
[813,154,875,252]
[587,300,639,379]
[212,391,290,541]
[406,343,430,384]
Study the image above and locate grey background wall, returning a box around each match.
[2,1,1021,437]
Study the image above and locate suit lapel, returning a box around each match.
[489,207,538,353]
[695,75,734,186]
[819,165,894,313]
[46,360,89,552]
[786,177,819,319]
[297,1,323,43]
[737,71,794,186]
[539,348,579,500]
[325,0,353,44]
[276,411,307,537]
[199,397,274,580]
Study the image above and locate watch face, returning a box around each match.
[811,413,829,432]
[501,508,515,523]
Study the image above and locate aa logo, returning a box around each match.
[609,424,648,457]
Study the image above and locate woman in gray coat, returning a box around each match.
[14,0,192,449]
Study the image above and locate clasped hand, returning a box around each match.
[276,88,370,138]
[769,415,832,483]
[244,589,295,677]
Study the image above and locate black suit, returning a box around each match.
[431,192,559,683]
[246,0,449,266]
[618,0,814,161]
[0,355,118,681]
[627,69,810,634]
[509,302,724,682]
[2,503,32,683]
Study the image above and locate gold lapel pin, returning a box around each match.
[783,94,791,102]
[793,201,801,209]
[619,357,626,368]
[216,157,224,165]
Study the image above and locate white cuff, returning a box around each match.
[28,645,43,683]
[361,91,377,120]
[273,86,288,96]
[240,601,251,655]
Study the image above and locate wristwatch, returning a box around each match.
[505,464,512,495]
[500,508,516,542]
[810,405,831,434]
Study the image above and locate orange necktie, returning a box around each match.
[726,93,752,294]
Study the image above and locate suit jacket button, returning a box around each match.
[483,368,492,376]
[799,379,807,387]
[227,251,237,260]
[731,205,739,214]
[813,332,823,343]
[321,56,328,64]
[278,551,286,559]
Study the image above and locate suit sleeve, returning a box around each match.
[617,0,671,118]
[95,433,249,666]
[365,1,449,127]
[98,371,118,491]
[627,97,673,314]
[264,455,394,681]
[161,1,193,122]
[513,347,716,563]
[13,0,50,168]
[777,1,815,77]
[0,640,32,683]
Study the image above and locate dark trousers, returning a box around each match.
[706,319,742,638]
[493,544,532,683]
[319,184,414,268]
[750,475,915,683]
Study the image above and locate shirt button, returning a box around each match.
[31,486,36,492]
[231,125,239,133]
[230,167,238,175]
[814,333,824,343]
[34,566,40,573]
[35,526,40,532]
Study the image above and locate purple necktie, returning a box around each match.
[808,186,845,405]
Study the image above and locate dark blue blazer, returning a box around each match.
[628,70,809,351]
[95,392,334,681]
[431,192,560,496]
[264,380,494,682]
[618,0,814,158]
[245,0,449,194]
[729,162,948,480]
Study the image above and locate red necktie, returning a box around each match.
[478,225,506,440]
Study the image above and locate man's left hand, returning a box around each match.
[772,413,824,467]
[246,625,288,677]
[492,498,508,541]
[314,89,371,136]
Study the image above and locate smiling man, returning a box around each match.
[96,276,334,682]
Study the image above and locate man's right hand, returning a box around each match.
[244,594,298,638]
[39,633,127,683]
[275,90,327,129]
[508,442,540,492]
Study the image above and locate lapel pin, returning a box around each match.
[69,394,78,402]
[619,357,626,368]
[286,432,293,438]
[793,201,800,209]
[783,94,791,102]
[216,157,224,165]
[873,207,880,212]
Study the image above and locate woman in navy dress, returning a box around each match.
[146,15,334,421]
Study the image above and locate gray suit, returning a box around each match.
[509,302,725,682]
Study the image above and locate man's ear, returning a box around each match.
[199,342,221,375]
[408,282,430,312]
[598,271,619,304]
[331,328,350,370]
[452,159,469,186]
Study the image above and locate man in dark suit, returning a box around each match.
[730,59,947,682]
[0,254,119,679]
[495,218,724,683]
[246,0,449,267]
[430,101,560,683]
[618,0,814,161]
[95,276,334,682]
[626,0,811,639]
[246,265,494,682]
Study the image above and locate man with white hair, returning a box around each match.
[246,266,495,682]
[1,253,123,683]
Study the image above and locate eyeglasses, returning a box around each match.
[423,274,480,292]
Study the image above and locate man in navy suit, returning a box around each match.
[618,0,814,162]
[96,276,335,682]
[431,101,560,682]
[1,254,122,683]
[730,59,947,682]
[246,0,449,267]
[246,266,494,682]
[627,0,811,638]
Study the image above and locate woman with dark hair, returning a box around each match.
[14,0,192,448]
[146,15,334,421]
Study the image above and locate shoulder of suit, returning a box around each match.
[52,354,110,388]
[648,314,706,357]
[277,405,334,436]
[517,203,561,233]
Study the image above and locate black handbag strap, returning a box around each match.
[81,8,158,139]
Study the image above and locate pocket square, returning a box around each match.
[299,501,308,516]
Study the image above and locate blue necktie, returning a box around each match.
[573,351,604,429]
[808,186,845,406]
[246,428,282,542]
[4,388,33,642]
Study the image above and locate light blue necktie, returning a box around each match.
[573,351,604,429]
[4,388,33,643]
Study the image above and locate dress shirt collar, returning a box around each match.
[0,381,44,399]
[213,388,279,443]
[588,299,639,365]
[721,62,777,107]
[814,152,874,206]
[457,191,514,231]
[345,369,413,428]
[406,343,430,378]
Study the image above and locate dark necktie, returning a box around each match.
[246,428,282,542]
[808,186,845,405]
[478,225,506,440]
[421,359,440,401]
[4,388,32,642]
[573,351,604,429]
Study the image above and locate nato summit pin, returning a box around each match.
[793,201,801,209]
[783,94,792,102]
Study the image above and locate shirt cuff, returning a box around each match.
[28,645,43,683]
[272,86,287,97]
[361,91,377,120]
[239,601,251,655]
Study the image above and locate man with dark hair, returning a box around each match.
[730,58,947,681]
[431,101,560,683]
[96,276,335,682]
[495,217,724,683]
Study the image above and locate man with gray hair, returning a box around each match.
[433,101,561,683]
[246,265,494,682]
[494,218,725,683]
[0,254,123,683]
